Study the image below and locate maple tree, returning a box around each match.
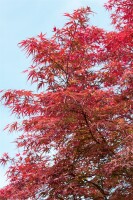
[0,0,133,199]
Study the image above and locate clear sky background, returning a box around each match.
[0,0,112,188]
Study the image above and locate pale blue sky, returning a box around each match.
[0,0,111,188]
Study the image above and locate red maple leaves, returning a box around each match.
[0,1,133,199]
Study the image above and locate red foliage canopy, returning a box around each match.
[0,0,133,199]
